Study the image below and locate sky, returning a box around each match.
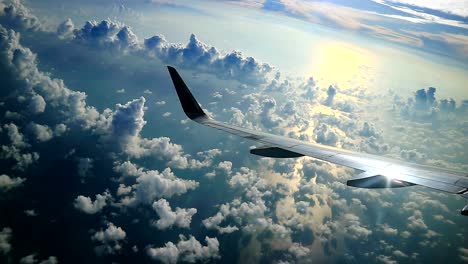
[0,0,467,263]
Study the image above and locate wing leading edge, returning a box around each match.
[167,66,468,216]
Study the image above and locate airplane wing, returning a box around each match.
[167,66,468,216]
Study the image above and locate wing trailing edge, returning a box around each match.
[166,66,468,216]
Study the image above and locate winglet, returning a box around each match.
[167,66,207,120]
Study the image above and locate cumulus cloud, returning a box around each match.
[27,94,46,114]
[57,18,74,39]
[144,33,272,85]
[74,191,111,214]
[74,19,139,51]
[113,161,198,205]
[3,123,28,147]
[91,222,126,255]
[202,212,239,234]
[106,97,209,168]
[324,85,337,106]
[152,199,197,230]
[0,174,25,191]
[26,122,53,142]
[19,254,58,264]
[0,0,42,31]
[407,210,428,231]
[0,227,12,255]
[0,25,102,129]
[147,235,219,264]
[314,123,339,146]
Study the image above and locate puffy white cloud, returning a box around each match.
[91,222,126,255]
[27,94,46,114]
[27,122,53,142]
[74,19,140,51]
[147,235,219,264]
[106,97,209,168]
[0,174,25,191]
[74,191,111,214]
[113,161,199,205]
[202,212,239,234]
[0,227,12,255]
[144,33,272,85]
[342,213,372,240]
[0,25,102,129]
[57,18,74,39]
[3,123,27,147]
[314,123,340,146]
[19,254,58,264]
[407,210,428,231]
[380,224,398,236]
[0,0,41,31]
[217,161,232,175]
[152,199,197,230]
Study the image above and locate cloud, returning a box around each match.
[459,247,468,262]
[0,25,102,129]
[324,85,337,106]
[91,222,126,255]
[106,97,209,168]
[77,157,93,178]
[56,18,74,39]
[381,0,468,17]
[19,254,58,264]
[147,235,219,264]
[3,123,28,147]
[26,122,53,142]
[0,0,41,31]
[152,199,197,230]
[0,174,25,191]
[314,123,340,146]
[27,94,46,114]
[144,33,273,85]
[73,191,111,214]
[113,161,199,205]
[407,210,428,231]
[0,227,12,255]
[202,212,239,234]
[74,19,139,51]
[342,213,372,240]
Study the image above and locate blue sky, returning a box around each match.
[0,0,467,263]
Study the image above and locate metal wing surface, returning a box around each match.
[167,66,468,215]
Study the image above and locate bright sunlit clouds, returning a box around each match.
[310,41,376,89]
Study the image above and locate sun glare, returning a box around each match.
[311,42,375,88]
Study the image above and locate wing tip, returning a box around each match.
[167,66,207,120]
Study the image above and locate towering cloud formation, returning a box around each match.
[144,33,273,85]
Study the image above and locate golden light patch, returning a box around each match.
[311,41,375,88]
